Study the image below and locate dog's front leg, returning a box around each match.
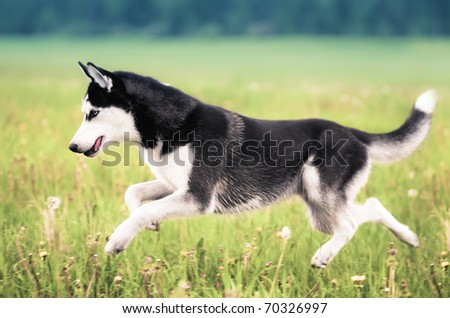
[124,180,174,231]
[105,190,208,254]
[124,180,173,212]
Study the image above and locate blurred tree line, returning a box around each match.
[0,0,449,36]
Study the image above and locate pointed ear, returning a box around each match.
[78,61,91,79]
[78,61,114,91]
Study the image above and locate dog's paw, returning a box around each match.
[105,221,138,255]
[393,226,420,248]
[311,249,332,268]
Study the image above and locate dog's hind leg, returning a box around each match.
[311,209,358,267]
[351,197,419,247]
[300,163,360,267]
[311,197,419,267]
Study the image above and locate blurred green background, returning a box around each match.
[1,0,449,36]
[0,0,449,298]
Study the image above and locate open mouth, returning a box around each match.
[83,136,103,157]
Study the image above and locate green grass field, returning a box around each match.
[0,37,449,298]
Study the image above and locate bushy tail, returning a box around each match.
[355,90,437,164]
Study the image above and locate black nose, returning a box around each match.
[69,143,80,153]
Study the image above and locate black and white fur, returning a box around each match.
[69,62,436,267]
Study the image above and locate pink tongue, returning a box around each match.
[94,137,102,152]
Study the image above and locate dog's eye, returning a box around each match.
[87,110,99,120]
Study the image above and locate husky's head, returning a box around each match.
[69,62,140,157]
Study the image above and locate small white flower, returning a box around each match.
[278,226,291,240]
[114,275,123,284]
[39,251,48,260]
[407,189,418,198]
[179,281,191,290]
[351,275,366,283]
[47,197,61,209]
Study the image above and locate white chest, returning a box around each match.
[140,144,193,190]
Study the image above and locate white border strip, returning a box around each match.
[0,298,446,318]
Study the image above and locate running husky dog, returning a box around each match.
[69,62,436,267]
